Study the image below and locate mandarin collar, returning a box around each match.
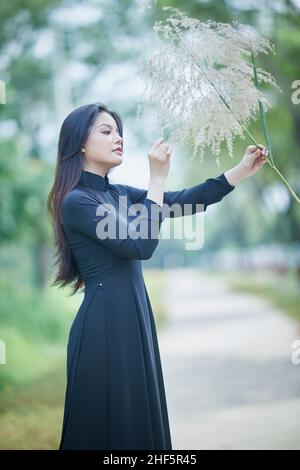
[77,170,109,192]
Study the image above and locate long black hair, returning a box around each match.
[47,102,123,295]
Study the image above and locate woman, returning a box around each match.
[47,102,268,450]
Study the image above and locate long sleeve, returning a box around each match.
[118,172,235,218]
[61,191,164,260]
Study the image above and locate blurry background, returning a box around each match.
[0,0,299,450]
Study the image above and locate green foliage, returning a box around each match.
[0,0,61,47]
[0,277,79,390]
[0,360,65,449]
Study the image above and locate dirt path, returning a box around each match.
[159,268,300,450]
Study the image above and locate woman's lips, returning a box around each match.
[114,149,122,154]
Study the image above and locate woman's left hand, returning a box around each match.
[224,144,269,186]
[238,145,269,178]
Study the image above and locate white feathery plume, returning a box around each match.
[136,6,279,166]
[135,6,300,204]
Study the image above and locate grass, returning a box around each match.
[0,360,66,449]
[209,268,300,324]
[0,279,79,391]
[0,278,79,449]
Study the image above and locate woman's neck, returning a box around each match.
[83,164,107,178]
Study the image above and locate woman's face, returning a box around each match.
[82,111,123,174]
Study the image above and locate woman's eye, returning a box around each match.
[103,130,110,134]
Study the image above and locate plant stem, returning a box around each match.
[251,53,275,166]
[251,53,300,204]
[270,164,300,204]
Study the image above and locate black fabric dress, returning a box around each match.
[58,169,235,450]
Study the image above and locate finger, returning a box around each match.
[247,145,257,153]
[253,148,261,156]
[257,144,267,155]
[154,137,163,149]
[258,144,270,158]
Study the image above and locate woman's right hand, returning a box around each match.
[148,137,172,184]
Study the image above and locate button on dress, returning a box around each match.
[58,170,235,450]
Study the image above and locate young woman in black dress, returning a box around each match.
[47,102,268,450]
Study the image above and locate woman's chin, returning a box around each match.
[111,156,122,167]
[113,154,123,164]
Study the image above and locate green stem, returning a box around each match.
[271,164,300,204]
[251,53,300,204]
[251,53,275,166]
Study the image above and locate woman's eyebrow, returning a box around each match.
[97,123,119,131]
